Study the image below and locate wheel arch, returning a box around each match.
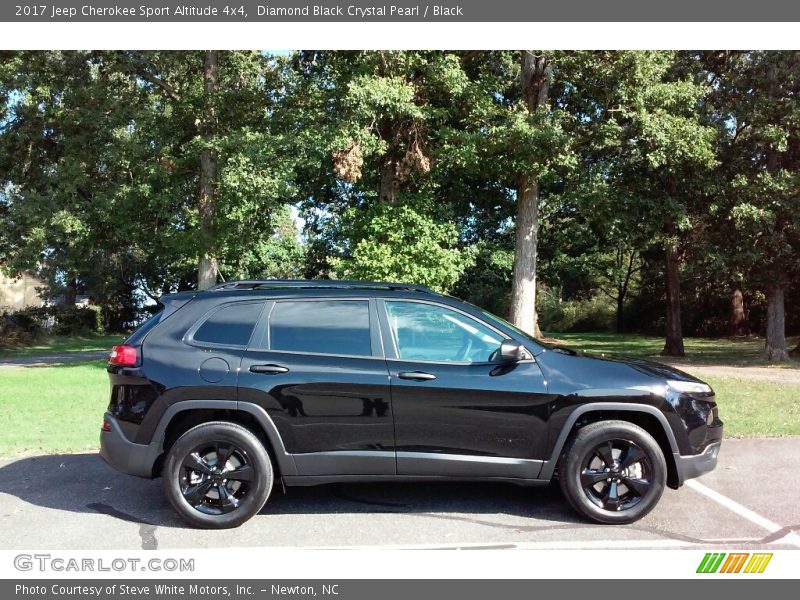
[540,403,681,489]
[150,400,297,478]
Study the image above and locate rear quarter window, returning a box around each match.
[191,302,264,347]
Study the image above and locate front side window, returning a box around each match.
[192,302,264,347]
[385,301,505,363]
[269,300,372,357]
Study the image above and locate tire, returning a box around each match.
[162,421,273,529]
[558,420,667,524]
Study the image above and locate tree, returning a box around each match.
[1,51,299,317]
[0,51,145,319]
[438,51,574,333]
[332,203,474,292]
[700,51,800,361]
[508,52,552,336]
[557,51,717,355]
[198,50,219,290]
[285,51,476,290]
[117,51,297,291]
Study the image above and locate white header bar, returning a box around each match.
[0,22,798,51]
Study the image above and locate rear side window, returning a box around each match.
[192,302,264,347]
[269,300,371,357]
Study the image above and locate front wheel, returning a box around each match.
[558,420,666,524]
[163,421,273,529]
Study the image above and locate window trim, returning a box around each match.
[184,300,267,351]
[246,297,381,360]
[377,298,517,366]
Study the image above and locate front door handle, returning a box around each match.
[249,364,289,375]
[398,371,436,381]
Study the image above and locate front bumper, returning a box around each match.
[673,440,721,486]
[99,412,158,478]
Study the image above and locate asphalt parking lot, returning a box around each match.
[0,437,798,551]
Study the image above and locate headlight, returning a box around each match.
[667,379,712,394]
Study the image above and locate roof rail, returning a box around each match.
[207,279,437,295]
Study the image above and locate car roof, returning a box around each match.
[206,279,437,294]
[173,279,466,306]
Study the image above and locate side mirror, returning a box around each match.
[499,341,532,363]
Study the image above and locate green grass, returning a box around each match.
[705,376,800,438]
[0,332,126,359]
[547,332,800,368]
[0,360,109,456]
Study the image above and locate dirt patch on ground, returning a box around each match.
[663,364,800,385]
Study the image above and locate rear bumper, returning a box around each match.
[99,412,158,478]
[673,440,721,486]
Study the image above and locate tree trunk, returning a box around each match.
[615,248,636,334]
[763,284,789,362]
[64,277,78,307]
[510,174,540,335]
[510,51,550,338]
[661,241,685,356]
[728,282,747,336]
[198,50,219,291]
[378,158,399,205]
[760,66,788,362]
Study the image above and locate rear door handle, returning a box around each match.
[249,364,289,375]
[398,371,436,381]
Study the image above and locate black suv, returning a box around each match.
[101,280,722,528]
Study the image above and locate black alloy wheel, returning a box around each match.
[558,420,667,524]
[180,441,255,515]
[579,439,652,512]
[163,421,273,528]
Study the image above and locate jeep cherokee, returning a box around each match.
[100,280,722,528]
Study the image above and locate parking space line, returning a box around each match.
[686,479,800,547]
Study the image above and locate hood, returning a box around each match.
[604,355,704,383]
[537,346,708,392]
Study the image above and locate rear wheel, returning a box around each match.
[558,420,666,524]
[163,421,273,528]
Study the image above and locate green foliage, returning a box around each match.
[538,291,616,333]
[4,305,105,338]
[331,203,475,293]
[0,50,300,322]
[53,305,104,336]
[2,307,44,342]
[219,204,305,281]
[702,52,800,289]
[452,243,514,318]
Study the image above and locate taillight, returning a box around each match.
[101,418,112,432]
[109,345,138,367]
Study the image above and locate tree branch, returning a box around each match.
[598,285,619,302]
[135,68,181,102]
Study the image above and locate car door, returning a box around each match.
[379,299,552,479]
[238,297,395,476]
